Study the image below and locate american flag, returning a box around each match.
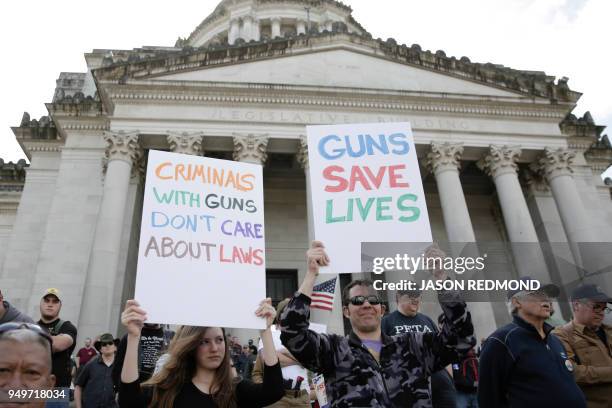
[311,277,337,311]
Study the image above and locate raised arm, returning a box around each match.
[118,299,149,408]
[120,299,146,383]
[280,241,339,375]
[407,245,475,373]
[256,298,280,367]
[235,298,284,406]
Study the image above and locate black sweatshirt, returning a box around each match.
[119,362,284,408]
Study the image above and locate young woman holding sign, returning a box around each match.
[118,298,284,408]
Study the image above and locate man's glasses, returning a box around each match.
[349,295,381,306]
[100,341,114,347]
[585,303,612,314]
[0,322,53,347]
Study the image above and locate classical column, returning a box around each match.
[230,134,268,343]
[229,19,240,44]
[425,142,476,242]
[325,20,333,31]
[532,147,604,278]
[296,20,306,35]
[426,142,498,335]
[533,148,597,243]
[78,131,141,340]
[167,131,203,156]
[478,145,549,278]
[252,18,261,41]
[242,15,253,42]
[296,135,314,241]
[232,134,269,165]
[271,18,281,38]
[478,146,539,241]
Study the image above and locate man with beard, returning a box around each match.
[36,288,77,408]
[478,277,587,408]
[280,241,475,407]
[553,284,612,408]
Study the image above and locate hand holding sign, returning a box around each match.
[255,298,277,331]
[121,299,147,337]
[307,241,330,276]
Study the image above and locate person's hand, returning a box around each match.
[307,241,330,276]
[121,299,147,337]
[255,298,276,331]
[424,243,448,280]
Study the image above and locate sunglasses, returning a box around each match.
[100,341,115,347]
[0,322,53,347]
[349,295,381,306]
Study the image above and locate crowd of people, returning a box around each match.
[0,241,611,408]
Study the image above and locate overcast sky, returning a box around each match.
[1,0,610,172]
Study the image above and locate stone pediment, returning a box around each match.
[92,32,578,103]
[154,48,524,98]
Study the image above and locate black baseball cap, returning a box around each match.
[507,276,560,300]
[571,284,612,303]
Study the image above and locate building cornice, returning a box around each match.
[99,81,570,120]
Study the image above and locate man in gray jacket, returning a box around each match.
[0,289,34,324]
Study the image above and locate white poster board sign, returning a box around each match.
[307,122,432,274]
[135,150,266,329]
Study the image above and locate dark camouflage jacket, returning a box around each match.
[280,292,475,408]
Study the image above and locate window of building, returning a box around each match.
[266,269,298,307]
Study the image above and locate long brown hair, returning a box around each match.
[144,326,237,408]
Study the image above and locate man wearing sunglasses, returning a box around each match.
[74,333,119,408]
[478,277,587,408]
[0,322,56,408]
[553,284,612,408]
[280,241,475,407]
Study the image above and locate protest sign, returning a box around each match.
[135,150,266,329]
[307,122,432,274]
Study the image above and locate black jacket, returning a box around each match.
[478,314,587,408]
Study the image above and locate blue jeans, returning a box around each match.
[456,390,479,408]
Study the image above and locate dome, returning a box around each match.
[186,0,368,47]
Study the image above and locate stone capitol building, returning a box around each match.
[1,0,611,342]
